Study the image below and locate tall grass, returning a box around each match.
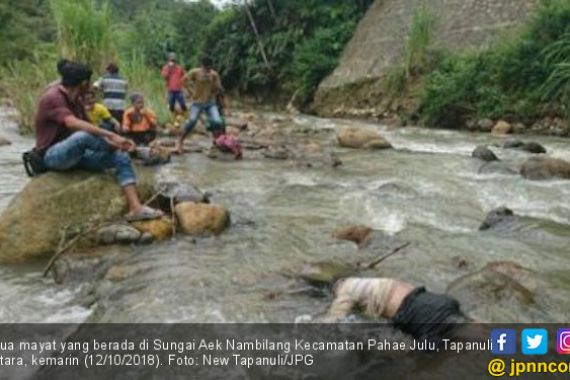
[50,0,116,72]
[0,52,58,133]
[121,53,170,123]
[404,4,435,77]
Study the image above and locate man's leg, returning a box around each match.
[77,150,144,215]
[204,103,224,132]
[44,132,111,171]
[175,91,188,112]
[168,91,177,113]
[176,103,203,153]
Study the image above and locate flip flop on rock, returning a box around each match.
[125,206,164,222]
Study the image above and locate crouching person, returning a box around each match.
[36,61,163,222]
[122,93,158,146]
[327,277,474,340]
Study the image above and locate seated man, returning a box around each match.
[122,93,158,146]
[327,277,471,340]
[36,60,163,222]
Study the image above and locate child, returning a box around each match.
[122,93,157,146]
[84,91,121,133]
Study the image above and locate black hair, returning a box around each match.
[201,57,213,67]
[106,62,119,74]
[56,58,70,76]
[60,61,92,87]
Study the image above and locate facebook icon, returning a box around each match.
[491,329,517,355]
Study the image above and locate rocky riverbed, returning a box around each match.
[1,107,570,324]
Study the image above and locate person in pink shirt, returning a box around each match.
[160,52,187,114]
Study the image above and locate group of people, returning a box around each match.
[32,53,243,222]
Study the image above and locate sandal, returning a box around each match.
[126,206,164,222]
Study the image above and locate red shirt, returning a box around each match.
[161,63,185,91]
[34,86,88,151]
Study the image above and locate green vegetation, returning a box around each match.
[383,4,436,98]
[416,0,570,128]
[0,0,372,131]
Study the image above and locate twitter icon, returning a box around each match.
[522,329,548,355]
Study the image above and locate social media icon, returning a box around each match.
[522,329,548,355]
[557,328,570,354]
[491,329,516,355]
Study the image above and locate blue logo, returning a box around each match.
[491,329,516,355]
[522,329,548,355]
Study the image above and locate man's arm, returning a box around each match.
[326,293,356,319]
[64,115,134,151]
[160,65,170,80]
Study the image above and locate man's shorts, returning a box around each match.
[392,287,468,340]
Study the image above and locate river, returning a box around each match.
[1,107,570,324]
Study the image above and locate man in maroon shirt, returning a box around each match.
[35,61,163,221]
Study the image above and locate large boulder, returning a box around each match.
[337,127,392,150]
[0,169,154,263]
[521,142,547,154]
[491,120,513,136]
[520,157,570,180]
[175,202,230,236]
[472,145,498,162]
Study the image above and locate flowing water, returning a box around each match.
[1,108,570,324]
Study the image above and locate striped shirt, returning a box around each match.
[94,73,127,111]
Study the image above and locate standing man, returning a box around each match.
[94,62,128,124]
[161,52,187,116]
[176,57,223,154]
[36,61,163,222]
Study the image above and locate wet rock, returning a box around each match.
[262,146,291,160]
[479,207,515,231]
[175,202,230,236]
[478,119,494,132]
[478,161,518,176]
[0,170,154,263]
[131,217,174,241]
[139,232,154,245]
[520,142,546,154]
[0,135,11,146]
[492,120,513,136]
[333,225,373,248]
[337,127,392,150]
[154,181,210,212]
[472,145,498,162]
[52,256,108,285]
[503,139,524,149]
[485,261,543,293]
[97,224,141,245]
[446,267,535,309]
[512,122,527,135]
[520,157,570,180]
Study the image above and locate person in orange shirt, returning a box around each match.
[122,93,157,146]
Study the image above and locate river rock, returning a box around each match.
[0,170,154,263]
[97,224,142,245]
[131,217,174,241]
[154,181,209,212]
[520,157,570,180]
[479,207,515,231]
[472,145,498,162]
[492,120,513,135]
[503,139,524,149]
[478,119,494,132]
[291,261,358,286]
[0,135,11,146]
[337,127,392,150]
[446,266,535,308]
[521,142,546,154]
[333,225,373,248]
[175,202,230,236]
